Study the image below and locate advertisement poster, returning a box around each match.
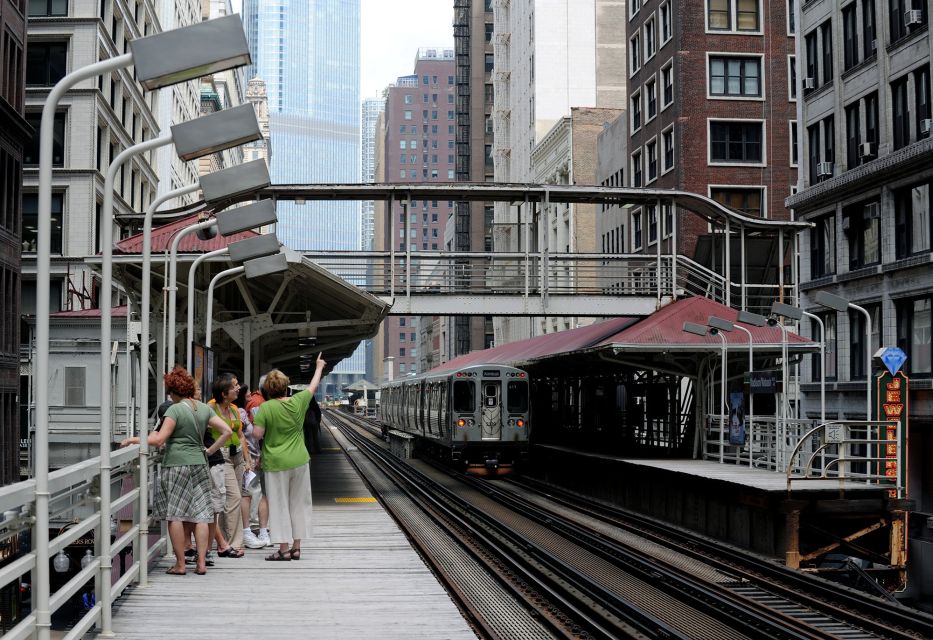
[191,343,214,400]
[729,391,746,445]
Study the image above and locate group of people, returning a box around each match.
[121,352,327,574]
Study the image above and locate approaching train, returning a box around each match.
[380,364,530,472]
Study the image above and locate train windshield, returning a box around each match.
[453,380,475,412]
[506,380,528,412]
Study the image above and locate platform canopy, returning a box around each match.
[92,215,390,378]
[427,296,815,378]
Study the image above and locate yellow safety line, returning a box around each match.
[334,497,377,504]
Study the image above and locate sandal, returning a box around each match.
[288,548,301,561]
[265,549,291,562]
[195,568,207,575]
[217,547,244,558]
[166,567,186,575]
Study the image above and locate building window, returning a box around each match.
[708,0,760,31]
[631,91,642,131]
[862,0,877,58]
[633,210,643,250]
[662,62,674,107]
[647,205,658,243]
[897,297,932,375]
[891,75,910,150]
[788,56,797,100]
[630,33,641,74]
[22,193,63,254]
[708,56,761,97]
[484,54,494,73]
[894,181,932,257]
[662,126,674,171]
[843,3,860,71]
[26,41,67,86]
[915,65,931,139]
[24,112,64,166]
[850,305,882,379]
[711,187,764,217]
[810,214,836,278]
[644,16,657,61]
[812,313,837,381]
[631,150,643,188]
[646,78,657,120]
[865,91,879,145]
[844,199,881,268]
[787,0,795,33]
[660,2,672,43]
[663,204,673,237]
[821,20,834,85]
[790,121,798,167]
[29,0,68,16]
[404,111,412,120]
[64,367,86,406]
[709,121,763,163]
[646,139,658,182]
[845,102,861,169]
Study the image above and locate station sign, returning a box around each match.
[746,371,777,394]
[873,347,909,498]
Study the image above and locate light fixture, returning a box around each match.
[227,234,281,263]
[215,200,278,236]
[708,316,734,332]
[195,213,218,241]
[171,103,262,161]
[243,252,289,279]
[200,159,271,204]
[771,301,803,321]
[52,550,70,573]
[682,322,708,336]
[130,14,251,90]
[736,310,768,327]
[813,290,850,313]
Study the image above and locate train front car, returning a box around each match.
[450,365,529,475]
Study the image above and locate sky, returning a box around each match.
[360,0,454,99]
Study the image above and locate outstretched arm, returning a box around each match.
[307,352,327,397]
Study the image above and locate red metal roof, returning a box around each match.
[114,214,259,254]
[50,306,128,318]
[596,296,812,349]
[427,316,640,374]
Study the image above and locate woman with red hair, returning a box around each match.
[122,367,232,575]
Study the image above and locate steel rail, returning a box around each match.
[508,475,933,640]
[327,412,656,639]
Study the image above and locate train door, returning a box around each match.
[481,381,502,440]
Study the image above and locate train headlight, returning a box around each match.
[516,419,525,427]
[456,418,466,428]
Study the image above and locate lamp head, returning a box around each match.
[770,301,803,321]
[709,327,720,336]
[682,322,708,337]
[736,310,768,327]
[767,317,779,327]
[708,316,734,332]
[200,159,271,205]
[813,290,850,313]
[171,104,262,161]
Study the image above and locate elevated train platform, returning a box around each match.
[107,427,474,639]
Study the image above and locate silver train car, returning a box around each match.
[380,364,530,472]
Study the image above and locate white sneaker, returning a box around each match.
[243,529,264,549]
[258,531,272,547]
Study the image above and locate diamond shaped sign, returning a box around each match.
[879,346,907,376]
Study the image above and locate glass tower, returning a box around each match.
[243,0,364,385]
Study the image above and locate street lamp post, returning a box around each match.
[205,253,289,348]
[814,291,871,422]
[34,15,252,638]
[186,248,228,370]
[683,321,727,463]
[708,317,734,464]
[770,301,802,470]
[736,310,768,467]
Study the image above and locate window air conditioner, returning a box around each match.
[803,77,817,90]
[922,118,932,136]
[905,9,923,26]
[864,202,880,220]
[859,142,876,158]
[817,161,834,177]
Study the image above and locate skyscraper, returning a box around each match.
[361,97,385,252]
[242,0,363,390]
[242,0,361,251]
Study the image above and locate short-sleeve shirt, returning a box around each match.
[162,399,212,467]
[254,391,312,472]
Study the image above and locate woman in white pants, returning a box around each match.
[252,353,326,561]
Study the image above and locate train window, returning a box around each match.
[453,380,475,412]
[507,381,528,412]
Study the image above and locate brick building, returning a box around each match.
[622,0,798,262]
[382,49,456,378]
[786,0,932,600]
[0,0,26,486]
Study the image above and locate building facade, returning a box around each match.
[381,49,456,378]
[787,0,932,600]
[362,97,384,253]
[624,0,798,263]
[0,0,27,487]
[451,0,495,358]
[491,0,627,344]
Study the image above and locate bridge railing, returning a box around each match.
[0,446,161,639]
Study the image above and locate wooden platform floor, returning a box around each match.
[108,430,477,639]
[537,445,885,493]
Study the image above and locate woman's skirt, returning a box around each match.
[153,464,215,523]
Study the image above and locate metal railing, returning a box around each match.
[703,415,817,471]
[0,446,162,639]
[785,420,904,495]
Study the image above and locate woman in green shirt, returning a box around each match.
[252,353,326,561]
[122,367,232,575]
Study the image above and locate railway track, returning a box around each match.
[325,410,925,639]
